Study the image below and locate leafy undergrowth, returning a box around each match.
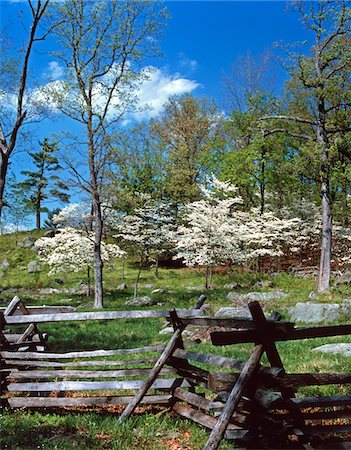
[1,230,351,448]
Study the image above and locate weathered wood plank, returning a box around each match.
[173,403,246,440]
[5,308,203,325]
[211,324,351,346]
[7,377,189,392]
[178,316,294,333]
[1,345,165,360]
[0,306,76,315]
[4,358,158,368]
[204,344,264,450]
[119,328,182,421]
[173,387,225,413]
[5,368,176,380]
[172,349,244,370]
[8,394,171,408]
[266,372,351,389]
[3,333,47,344]
[3,296,22,316]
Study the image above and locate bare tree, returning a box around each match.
[0,0,54,220]
[48,0,167,308]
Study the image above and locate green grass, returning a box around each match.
[1,230,351,449]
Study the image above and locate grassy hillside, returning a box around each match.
[1,230,351,449]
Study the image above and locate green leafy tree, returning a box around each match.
[259,0,351,291]
[152,94,225,204]
[16,139,69,229]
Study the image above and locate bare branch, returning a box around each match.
[259,115,317,126]
[262,128,313,140]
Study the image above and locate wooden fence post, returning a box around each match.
[204,344,264,450]
[118,327,182,422]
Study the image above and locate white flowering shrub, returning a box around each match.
[35,228,124,275]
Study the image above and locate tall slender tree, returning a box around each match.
[47,0,168,308]
[259,0,351,291]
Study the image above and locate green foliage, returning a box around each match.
[14,139,69,229]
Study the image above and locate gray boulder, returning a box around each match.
[18,237,34,248]
[312,343,351,357]
[226,291,243,302]
[334,271,351,287]
[215,307,250,318]
[245,291,288,301]
[224,283,240,290]
[289,301,351,323]
[27,261,41,273]
[117,283,128,290]
[141,283,154,289]
[159,326,174,335]
[39,288,61,295]
[151,288,168,294]
[0,259,10,269]
[125,296,156,307]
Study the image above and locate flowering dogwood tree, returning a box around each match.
[115,196,174,297]
[173,176,245,288]
[35,228,124,295]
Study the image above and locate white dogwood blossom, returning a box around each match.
[35,228,124,275]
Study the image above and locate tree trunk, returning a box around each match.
[121,255,125,281]
[154,255,159,278]
[0,152,9,222]
[317,99,332,292]
[318,169,332,292]
[134,258,143,298]
[93,198,104,308]
[36,204,41,230]
[205,266,212,290]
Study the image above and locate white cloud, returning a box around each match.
[30,65,200,124]
[127,66,200,122]
[45,61,65,80]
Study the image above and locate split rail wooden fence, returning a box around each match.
[1,297,350,449]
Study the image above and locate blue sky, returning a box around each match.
[0,0,311,227]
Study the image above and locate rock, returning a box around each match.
[0,259,10,269]
[312,343,351,357]
[18,237,34,248]
[226,291,244,302]
[117,283,128,290]
[308,291,317,300]
[334,271,351,287]
[245,290,288,301]
[124,296,156,307]
[27,260,40,273]
[43,230,56,238]
[159,326,174,335]
[187,286,205,292]
[270,272,282,277]
[17,266,26,271]
[288,301,351,323]
[38,288,61,295]
[141,284,154,289]
[215,307,250,318]
[54,278,64,284]
[151,288,167,294]
[224,283,240,290]
[253,280,274,289]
